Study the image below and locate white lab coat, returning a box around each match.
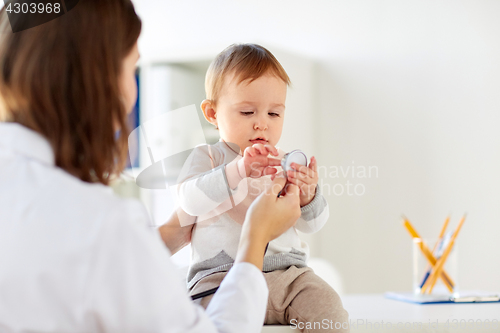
[0,122,268,333]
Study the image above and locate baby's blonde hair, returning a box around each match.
[205,43,291,106]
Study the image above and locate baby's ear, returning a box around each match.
[201,99,217,128]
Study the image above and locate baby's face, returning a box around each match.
[215,72,287,153]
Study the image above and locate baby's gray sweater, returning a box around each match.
[177,141,329,289]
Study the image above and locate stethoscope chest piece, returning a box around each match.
[281,149,307,173]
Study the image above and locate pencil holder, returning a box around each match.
[412,237,459,295]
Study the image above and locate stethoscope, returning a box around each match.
[281,149,308,173]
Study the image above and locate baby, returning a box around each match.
[177,44,349,332]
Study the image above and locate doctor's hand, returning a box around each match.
[238,143,281,178]
[235,173,301,270]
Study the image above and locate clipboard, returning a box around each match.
[385,292,500,304]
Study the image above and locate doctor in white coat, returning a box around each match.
[0,1,301,332]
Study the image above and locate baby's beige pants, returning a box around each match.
[189,266,350,333]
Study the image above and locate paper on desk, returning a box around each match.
[385,291,500,304]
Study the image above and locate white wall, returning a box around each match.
[132,0,500,294]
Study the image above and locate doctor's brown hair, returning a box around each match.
[0,0,141,185]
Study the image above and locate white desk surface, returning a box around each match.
[342,293,500,322]
[262,294,500,332]
[342,293,500,332]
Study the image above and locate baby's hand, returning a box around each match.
[238,144,281,178]
[286,156,319,207]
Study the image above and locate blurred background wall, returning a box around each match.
[129,0,500,294]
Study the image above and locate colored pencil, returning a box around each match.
[419,216,451,289]
[403,218,455,292]
[422,214,466,294]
